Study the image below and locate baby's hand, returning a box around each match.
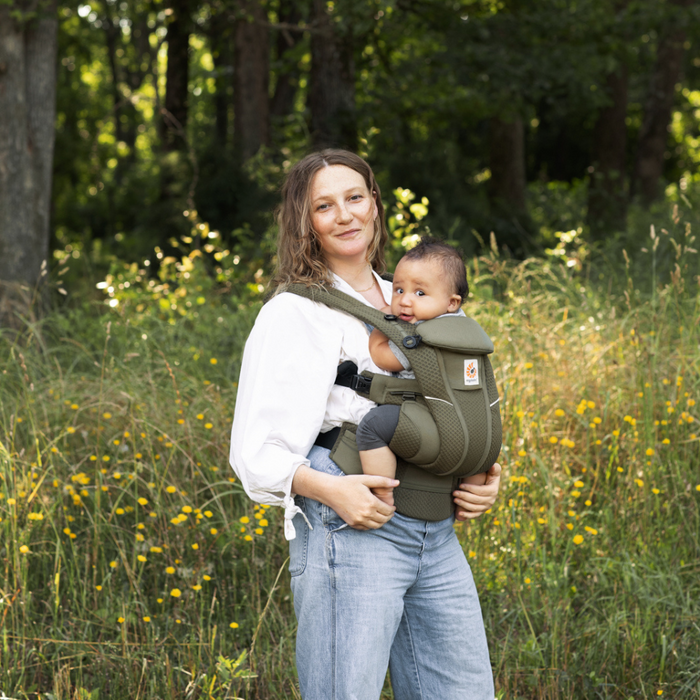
[371,486,395,508]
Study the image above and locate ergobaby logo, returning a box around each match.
[464,359,479,386]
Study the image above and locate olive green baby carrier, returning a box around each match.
[287,283,502,521]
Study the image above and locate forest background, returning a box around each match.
[1,0,700,698]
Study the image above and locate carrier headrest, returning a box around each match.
[417,316,494,354]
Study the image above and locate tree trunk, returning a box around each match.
[587,65,629,237]
[233,0,270,160]
[0,0,58,324]
[488,116,526,213]
[161,0,191,151]
[210,18,232,148]
[309,0,356,150]
[633,1,691,206]
[270,0,302,119]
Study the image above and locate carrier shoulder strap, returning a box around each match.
[284,283,494,356]
[285,283,425,352]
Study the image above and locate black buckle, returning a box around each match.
[351,374,373,393]
[402,334,422,349]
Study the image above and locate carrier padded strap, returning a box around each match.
[285,284,422,352]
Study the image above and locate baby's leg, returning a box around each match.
[356,405,401,507]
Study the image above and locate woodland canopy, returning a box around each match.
[1,0,700,307]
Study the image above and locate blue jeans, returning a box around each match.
[289,446,494,700]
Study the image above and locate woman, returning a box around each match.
[230,149,501,699]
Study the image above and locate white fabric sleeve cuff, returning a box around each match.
[283,495,313,540]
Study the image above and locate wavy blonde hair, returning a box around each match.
[272,150,388,290]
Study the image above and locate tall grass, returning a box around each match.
[1,217,699,699]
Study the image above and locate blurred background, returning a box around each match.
[3,0,700,304]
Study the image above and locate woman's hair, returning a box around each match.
[402,237,469,303]
[272,149,388,289]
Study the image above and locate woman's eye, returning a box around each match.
[350,194,363,201]
[317,203,330,211]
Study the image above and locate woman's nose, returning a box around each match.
[336,203,352,223]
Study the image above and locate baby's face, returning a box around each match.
[390,257,462,324]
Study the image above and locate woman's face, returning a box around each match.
[309,165,378,270]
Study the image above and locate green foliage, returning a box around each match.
[384,187,431,267]
[97,213,273,327]
[48,0,700,265]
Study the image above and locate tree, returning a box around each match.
[233,0,270,160]
[269,0,303,121]
[309,0,356,150]
[161,0,192,151]
[586,64,629,237]
[0,0,58,323]
[489,116,526,215]
[633,0,693,206]
[209,10,233,147]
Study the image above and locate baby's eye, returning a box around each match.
[394,287,404,295]
[415,290,425,297]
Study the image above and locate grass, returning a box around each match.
[2,215,700,699]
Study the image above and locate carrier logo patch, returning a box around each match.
[464,359,479,386]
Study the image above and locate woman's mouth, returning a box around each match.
[337,229,359,238]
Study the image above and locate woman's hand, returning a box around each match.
[292,465,398,530]
[453,463,501,521]
[328,475,399,529]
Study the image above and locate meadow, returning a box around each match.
[1,210,700,699]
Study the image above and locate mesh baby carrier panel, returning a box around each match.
[286,283,502,520]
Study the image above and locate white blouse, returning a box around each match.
[229,272,393,539]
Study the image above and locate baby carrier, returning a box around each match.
[287,283,502,521]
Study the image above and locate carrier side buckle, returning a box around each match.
[351,374,373,393]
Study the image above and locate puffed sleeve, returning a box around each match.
[229,292,343,539]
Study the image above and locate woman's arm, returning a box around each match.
[231,293,400,536]
[292,466,398,529]
[453,463,501,521]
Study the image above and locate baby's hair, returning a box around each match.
[402,238,469,303]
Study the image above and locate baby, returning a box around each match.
[356,239,487,506]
